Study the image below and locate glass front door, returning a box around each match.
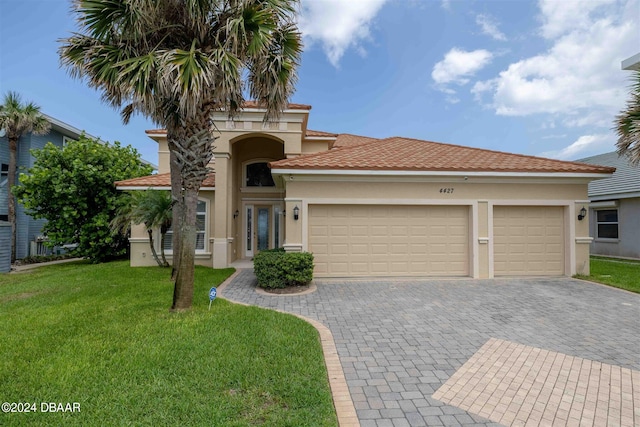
[244,204,283,258]
[256,206,270,253]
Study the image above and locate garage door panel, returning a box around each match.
[494,206,564,276]
[309,205,469,277]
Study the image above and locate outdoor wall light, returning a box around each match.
[293,205,300,221]
[578,207,587,221]
[233,209,239,219]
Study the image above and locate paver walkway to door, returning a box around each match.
[221,271,639,427]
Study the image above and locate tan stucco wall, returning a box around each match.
[279,176,591,278]
[129,191,215,267]
[302,140,331,154]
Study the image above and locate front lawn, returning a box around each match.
[0,261,337,426]
[576,256,640,293]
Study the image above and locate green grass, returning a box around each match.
[0,261,337,426]
[576,256,640,293]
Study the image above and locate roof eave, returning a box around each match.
[270,168,614,178]
[116,185,215,191]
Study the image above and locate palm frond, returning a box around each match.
[615,70,640,165]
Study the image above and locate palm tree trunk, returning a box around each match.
[160,230,169,267]
[171,186,197,310]
[8,137,18,263]
[169,111,214,311]
[167,138,182,279]
[146,228,163,267]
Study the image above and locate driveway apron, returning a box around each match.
[221,270,640,427]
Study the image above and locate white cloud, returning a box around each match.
[540,134,615,160]
[538,0,616,39]
[476,14,507,41]
[298,0,389,67]
[432,48,493,86]
[473,0,638,125]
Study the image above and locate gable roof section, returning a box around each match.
[578,152,640,199]
[115,172,216,190]
[271,136,615,175]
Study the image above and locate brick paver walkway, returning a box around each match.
[433,338,640,426]
[221,271,639,427]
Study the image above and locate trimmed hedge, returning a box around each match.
[254,248,314,289]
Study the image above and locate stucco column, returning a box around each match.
[213,153,230,268]
[574,201,592,276]
[283,197,303,252]
[477,201,489,278]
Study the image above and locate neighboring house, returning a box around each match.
[116,102,614,278]
[578,152,640,259]
[0,114,95,259]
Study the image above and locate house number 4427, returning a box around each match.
[439,188,454,194]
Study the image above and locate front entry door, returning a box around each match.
[255,206,270,254]
[245,204,282,258]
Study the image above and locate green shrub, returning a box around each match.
[253,249,314,289]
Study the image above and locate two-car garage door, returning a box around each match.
[308,204,566,277]
[309,205,469,277]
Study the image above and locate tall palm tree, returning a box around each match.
[111,190,173,267]
[59,0,302,310]
[0,91,51,263]
[615,70,640,164]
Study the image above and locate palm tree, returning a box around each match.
[59,0,302,310]
[0,91,51,263]
[615,70,640,165]
[111,190,173,267]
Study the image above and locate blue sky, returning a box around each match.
[1,0,638,167]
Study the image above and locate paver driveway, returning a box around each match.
[221,271,640,427]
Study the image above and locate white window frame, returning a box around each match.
[62,136,76,147]
[162,198,209,253]
[595,208,619,240]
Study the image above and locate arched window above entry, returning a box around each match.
[245,162,275,187]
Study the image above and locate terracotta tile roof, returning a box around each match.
[306,129,339,138]
[115,172,216,188]
[332,133,379,149]
[270,137,616,174]
[242,100,312,110]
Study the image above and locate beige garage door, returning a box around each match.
[309,205,469,277]
[493,206,565,276]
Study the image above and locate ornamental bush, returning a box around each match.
[253,249,314,289]
[14,135,152,263]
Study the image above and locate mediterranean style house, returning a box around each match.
[116,102,614,278]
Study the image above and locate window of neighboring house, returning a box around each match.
[62,136,76,147]
[163,199,208,252]
[245,162,275,187]
[0,163,7,186]
[596,209,619,239]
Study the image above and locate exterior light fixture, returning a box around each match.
[293,205,300,221]
[578,207,587,221]
[233,209,239,219]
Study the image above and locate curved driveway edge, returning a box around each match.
[220,270,639,427]
[218,270,360,427]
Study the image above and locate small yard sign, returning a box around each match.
[208,287,217,310]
